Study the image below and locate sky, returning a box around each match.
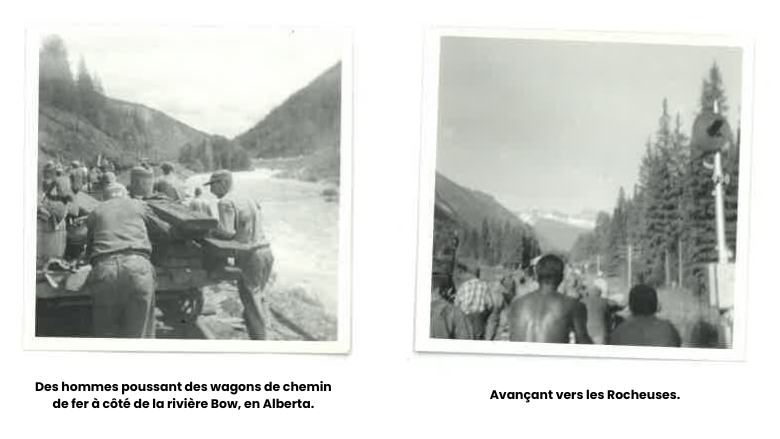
[436,36,743,215]
[42,27,343,137]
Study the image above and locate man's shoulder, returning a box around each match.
[217,193,237,206]
[510,290,535,309]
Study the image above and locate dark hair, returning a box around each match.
[628,284,658,316]
[194,187,202,196]
[536,254,564,286]
[432,272,453,299]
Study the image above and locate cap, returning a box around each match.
[71,160,80,167]
[103,182,127,199]
[102,171,117,184]
[203,169,232,186]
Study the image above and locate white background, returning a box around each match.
[3,1,779,438]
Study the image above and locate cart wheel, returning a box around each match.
[158,288,204,326]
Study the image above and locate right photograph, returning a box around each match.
[414,29,753,360]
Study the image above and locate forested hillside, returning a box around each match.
[569,63,740,291]
[38,35,208,170]
[433,173,540,269]
[233,63,341,181]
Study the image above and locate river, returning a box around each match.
[185,168,340,318]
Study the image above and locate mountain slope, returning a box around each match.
[433,173,540,267]
[235,63,341,180]
[531,217,590,254]
[38,98,209,171]
[105,98,210,161]
[435,173,528,231]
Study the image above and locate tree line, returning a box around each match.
[38,34,165,167]
[179,136,252,173]
[434,216,541,270]
[570,63,740,292]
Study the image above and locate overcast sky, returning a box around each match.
[436,36,743,215]
[43,27,343,137]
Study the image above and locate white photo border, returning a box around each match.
[23,25,353,354]
[413,27,755,361]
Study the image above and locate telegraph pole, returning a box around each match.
[702,100,732,348]
[711,100,729,264]
[627,244,632,286]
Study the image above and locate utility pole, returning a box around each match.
[664,250,670,286]
[711,100,729,265]
[702,100,732,348]
[596,255,601,274]
[678,237,683,287]
[627,244,632,286]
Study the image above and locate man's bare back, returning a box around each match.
[508,289,591,343]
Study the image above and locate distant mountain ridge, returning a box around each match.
[234,62,341,181]
[38,97,209,170]
[433,172,540,267]
[514,209,594,254]
[516,209,596,229]
[436,173,531,231]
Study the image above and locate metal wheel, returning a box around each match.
[158,288,204,326]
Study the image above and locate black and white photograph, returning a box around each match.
[26,26,352,353]
[415,29,753,360]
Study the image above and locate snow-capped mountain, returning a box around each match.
[516,209,597,230]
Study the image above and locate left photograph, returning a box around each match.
[26,26,352,353]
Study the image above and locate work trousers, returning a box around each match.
[236,247,274,340]
[87,253,156,338]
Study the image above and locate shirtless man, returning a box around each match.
[508,254,592,344]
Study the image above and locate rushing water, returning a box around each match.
[185,169,340,316]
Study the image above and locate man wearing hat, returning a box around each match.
[69,160,88,193]
[430,270,473,339]
[83,181,170,338]
[154,161,183,201]
[205,169,274,340]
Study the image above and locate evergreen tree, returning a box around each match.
[480,218,491,262]
[700,62,729,114]
[607,187,628,278]
[39,35,77,112]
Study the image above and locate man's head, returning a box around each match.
[587,285,602,297]
[43,162,56,180]
[71,160,80,168]
[589,278,608,298]
[536,254,565,288]
[628,284,659,316]
[500,275,518,302]
[160,162,174,175]
[204,169,233,198]
[454,261,480,286]
[432,272,454,301]
[194,187,202,197]
[100,171,117,185]
[103,183,127,200]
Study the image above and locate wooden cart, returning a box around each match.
[35,199,266,340]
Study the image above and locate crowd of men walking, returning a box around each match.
[430,254,682,347]
[38,158,273,340]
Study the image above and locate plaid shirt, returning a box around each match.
[454,278,492,315]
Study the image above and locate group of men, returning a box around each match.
[430,254,682,347]
[39,160,273,339]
